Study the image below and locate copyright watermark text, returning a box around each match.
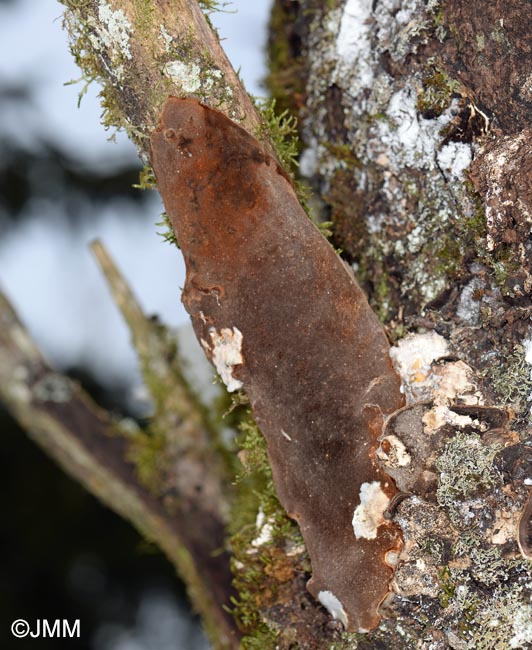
[11,619,80,639]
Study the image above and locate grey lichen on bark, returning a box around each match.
[264,0,532,648]
[60,0,271,158]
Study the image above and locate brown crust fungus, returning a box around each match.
[150,97,405,632]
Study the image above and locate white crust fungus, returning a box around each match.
[317,590,348,628]
[377,434,411,468]
[203,326,244,392]
[390,332,485,431]
[352,481,390,540]
[390,331,449,402]
[251,507,274,548]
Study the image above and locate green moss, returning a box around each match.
[131,0,155,34]
[439,187,523,296]
[325,142,362,168]
[228,413,309,643]
[431,4,444,28]
[374,269,391,322]
[229,415,296,541]
[128,429,166,492]
[197,0,232,14]
[255,98,300,176]
[416,68,460,117]
[254,98,335,244]
[239,626,279,650]
[134,165,157,190]
[155,212,179,248]
[438,566,455,608]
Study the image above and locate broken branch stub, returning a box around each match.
[150,97,405,633]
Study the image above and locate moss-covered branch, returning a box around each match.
[60,0,273,158]
[0,280,239,649]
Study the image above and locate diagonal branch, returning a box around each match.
[60,0,272,158]
[0,286,239,649]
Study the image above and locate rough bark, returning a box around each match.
[60,0,273,158]
[2,0,530,648]
[261,0,532,648]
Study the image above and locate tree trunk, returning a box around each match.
[264,0,532,648]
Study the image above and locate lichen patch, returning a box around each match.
[208,326,244,392]
[159,25,173,52]
[335,0,374,94]
[317,590,348,628]
[456,277,485,325]
[436,140,473,181]
[85,1,133,83]
[509,604,532,648]
[352,481,390,540]
[302,0,480,312]
[524,336,532,408]
[164,61,202,94]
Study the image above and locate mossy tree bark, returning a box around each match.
[263,0,532,648]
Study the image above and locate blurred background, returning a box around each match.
[0,1,272,647]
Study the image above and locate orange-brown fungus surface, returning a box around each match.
[150,97,405,632]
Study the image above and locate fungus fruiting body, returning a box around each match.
[150,97,405,632]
